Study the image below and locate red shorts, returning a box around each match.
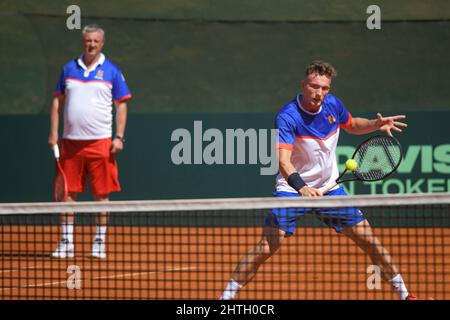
[60,138,121,195]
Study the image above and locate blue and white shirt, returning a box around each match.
[275,94,352,192]
[54,53,132,140]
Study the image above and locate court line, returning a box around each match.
[0,266,195,292]
[0,264,43,274]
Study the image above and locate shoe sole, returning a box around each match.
[51,254,75,259]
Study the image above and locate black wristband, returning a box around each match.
[287,172,307,191]
[115,135,125,143]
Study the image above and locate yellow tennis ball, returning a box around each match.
[345,159,358,171]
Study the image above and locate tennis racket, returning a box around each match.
[319,135,403,194]
[53,144,68,202]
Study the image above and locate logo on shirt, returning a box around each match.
[94,69,104,80]
[328,114,336,124]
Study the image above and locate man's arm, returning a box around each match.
[344,113,407,136]
[279,148,322,197]
[48,95,65,148]
[111,102,128,154]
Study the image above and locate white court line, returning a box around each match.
[0,264,43,274]
[0,266,195,292]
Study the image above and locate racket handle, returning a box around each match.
[319,182,338,195]
[53,144,60,159]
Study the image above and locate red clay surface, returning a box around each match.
[1,225,449,300]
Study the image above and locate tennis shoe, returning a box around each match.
[91,238,106,259]
[51,239,74,258]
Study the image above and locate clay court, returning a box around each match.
[1,225,449,300]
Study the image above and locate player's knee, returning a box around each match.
[94,194,109,202]
[360,237,384,256]
[67,193,78,202]
[363,235,381,247]
[259,239,281,257]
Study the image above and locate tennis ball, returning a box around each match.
[345,159,358,171]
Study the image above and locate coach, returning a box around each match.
[48,24,132,259]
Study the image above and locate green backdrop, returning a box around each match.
[0,111,448,202]
[1,1,450,114]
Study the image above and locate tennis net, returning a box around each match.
[0,193,449,300]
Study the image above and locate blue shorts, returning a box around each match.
[265,187,366,235]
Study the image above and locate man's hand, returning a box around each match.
[111,138,124,154]
[376,113,407,136]
[299,186,323,197]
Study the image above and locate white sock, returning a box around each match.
[389,274,409,300]
[220,279,243,300]
[62,224,74,243]
[94,226,107,242]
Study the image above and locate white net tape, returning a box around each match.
[0,193,449,214]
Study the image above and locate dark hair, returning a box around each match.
[305,60,337,78]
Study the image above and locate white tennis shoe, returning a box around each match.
[51,239,74,258]
[91,238,106,259]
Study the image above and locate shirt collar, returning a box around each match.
[77,53,105,71]
[296,94,322,115]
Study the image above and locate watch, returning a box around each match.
[115,135,125,143]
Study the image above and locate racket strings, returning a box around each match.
[353,136,402,181]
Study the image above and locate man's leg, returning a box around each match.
[91,194,109,258]
[87,140,120,258]
[52,192,78,258]
[342,219,410,299]
[93,193,109,230]
[221,225,286,300]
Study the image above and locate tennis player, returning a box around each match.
[48,24,131,259]
[221,60,428,300]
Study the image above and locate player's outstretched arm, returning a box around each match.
[344,113,407,136]
[374,113,407,136]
